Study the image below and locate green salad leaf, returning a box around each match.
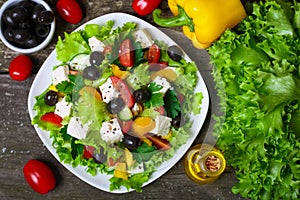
[209,0,300,199]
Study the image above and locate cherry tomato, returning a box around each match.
[147,43,161,63]
[41,112,63,127]
[23,159,56,194]
[56,0,82,24]
[132,0,162,16]
[9,54,32,81]
[118,39,134,67]
[110,76,135,108]
[83,145,95,159]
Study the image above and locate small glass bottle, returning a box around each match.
[183,144,226,184]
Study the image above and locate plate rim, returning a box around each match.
[27,12,210,193]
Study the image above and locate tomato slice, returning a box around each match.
[147,43,161,63]
[103,45,112,55]
[110,76,135,108]
[118,39,134,67]
[145,133,171,150]
[83,145,95,159]
[41,112,63,127]
[23,160,56,194]
[118,119,133,134]
[108,157,120,167]
[149,61,168,71]
[155,106,166,115]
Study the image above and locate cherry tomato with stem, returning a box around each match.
[118,39,134,67]
[9,54,32,81]
[56,0,82,24]
[23,159,56,194]
[132,0,162,16]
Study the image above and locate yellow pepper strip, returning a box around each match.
[111,64,130,79]
[153,0,246,49]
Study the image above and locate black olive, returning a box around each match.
[13,29,30,44]
[35,24,49,38]
[82,66,101,80]
[31,4,45,22]
[24,35,38,48]
[89,51,104,67]
[171,113,182,129]
[3,27,14,42]
[123,134,141,151]
[44,90,59,106]
[133,89,151,103]
[2,9,17,27]
[93,147,107,164]
[167,45,183,61]
[18,20,34,29]
[37,11,54,25]
[10,6,28,24]
[107,97,125,114]
[18,0,36,10]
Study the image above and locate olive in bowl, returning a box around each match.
[0,0,55,54]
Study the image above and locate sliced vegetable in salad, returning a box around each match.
[210,0,300,199]
[32,21,203,192]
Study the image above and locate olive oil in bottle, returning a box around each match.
[183,144,226,184]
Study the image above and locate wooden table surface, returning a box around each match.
[0,1,244,199]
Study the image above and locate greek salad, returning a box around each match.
[32,20,203,192]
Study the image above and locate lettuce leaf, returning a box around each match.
[209,0,300,199]
[125,63,150,90]
[56,32,91,63]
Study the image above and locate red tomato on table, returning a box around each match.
[9,55,32,81]
[23,160,56,194]
[132,0,162,16]
[56,0,83,24]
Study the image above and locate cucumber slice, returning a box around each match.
[118,106,133,121]
[69,53,90,71]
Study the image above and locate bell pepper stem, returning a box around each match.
[153,6,195,32]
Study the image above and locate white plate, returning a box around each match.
[27,13,209,193]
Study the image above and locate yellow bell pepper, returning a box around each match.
[153,0,246,49]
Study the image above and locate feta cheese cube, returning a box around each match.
[88,36,105,52]
[128,163,144,175]
[150,115,172,136]
[54,97,72,118]
[133,29,153,48]
[100,118,123,144]
[99,78,120,103]
[52,65,70,85]
[152,76,171,94]
[69,54,90,71]
[67,117,89,140]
